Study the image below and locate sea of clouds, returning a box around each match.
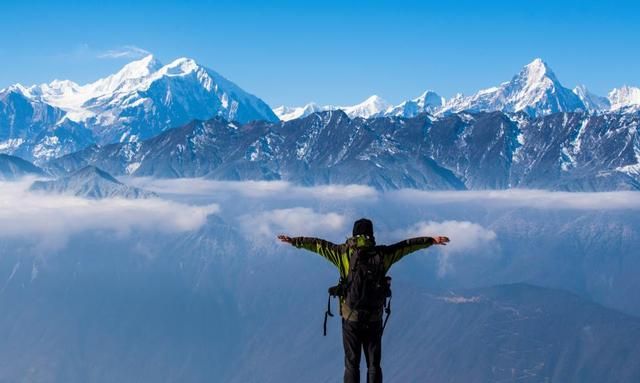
[3,177,638,276]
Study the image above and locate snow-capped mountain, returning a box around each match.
[608,86,640,112]
[385,90,444,118]
[26,55,164,122]
[275,59,592,120]
[440,58,585,116]
[0,55,278,162]
[275,92,444,121]
[276,59,640,121]
[273,103,325,121]
[29,165,155,199]
[417,59,637,117]
[274,95,391,121]
[25,54,278,142]
[4,55,640,174]
[0,153,46,180]
[341,95,391,119]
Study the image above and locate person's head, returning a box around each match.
[352,218,374,239]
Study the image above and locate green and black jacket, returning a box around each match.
[291,235,435,321]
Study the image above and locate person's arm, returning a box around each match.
[383,236,449,268]
[277,235,342,267]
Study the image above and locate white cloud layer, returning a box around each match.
[239,207,347,240]
[3,176,638,269]
[0,180,218,250]
[127,178,378,200]
[393,220,498,276]
[128,178,640,211]
[390,189,640,210]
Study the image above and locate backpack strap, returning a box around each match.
[323,293,334,336]
[323,278,345,336]
[381,295,392,336]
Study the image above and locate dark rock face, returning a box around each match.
[45,110,640,191]
[423,112,522,189]
[511,112,640,191]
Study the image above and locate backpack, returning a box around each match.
[323,245,392,336]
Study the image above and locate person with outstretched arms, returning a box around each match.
[278,218,450,383]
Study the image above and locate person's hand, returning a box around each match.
[277,235,293,244]
[433,236,450,245]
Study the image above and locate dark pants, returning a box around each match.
[342,319,383,383]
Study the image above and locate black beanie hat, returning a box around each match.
[352,218,374,237]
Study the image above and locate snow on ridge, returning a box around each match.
[21,54,164,122]
[276,59,639,122]
[274,103,326,121]
[609,86,640,111]
[9,54,276,126]
[440,58,586,116]
[5,56,640,130]
[573,85,611,112]
[277,57,587,120]
[385,90,445,118]
[157,57,200,77]
[341,95,391,119]
[275,95,391,121]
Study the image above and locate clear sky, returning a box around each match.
[2,0,639,107]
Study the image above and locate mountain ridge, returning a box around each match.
[0,153,46,180]
[44,109,640,192]
[275,58,640,121]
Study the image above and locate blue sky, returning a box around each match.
[2,0,638,106]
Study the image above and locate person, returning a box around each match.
[278,218,450,383]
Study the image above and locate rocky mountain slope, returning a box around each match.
[45,109,640,191]
[0,153,46,180]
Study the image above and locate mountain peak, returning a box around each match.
[274,102,325,121]
[416,90,438,98]
[519,58,557,84]
[363,94,385,103]
[115,54,163,80]
[415,90,444,106]
[160,57,200,76]
[87,54,163,96]
[13,53,278,136]
[341,95,391,118]
[525,57,546,69]
[3,83,30,96]
[71,165,122,184]
[440,58,583,116]
[384,90,444,118]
